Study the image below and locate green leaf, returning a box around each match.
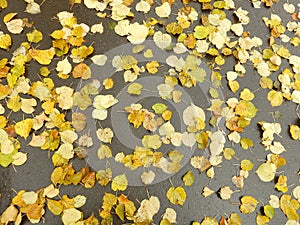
[264,205,275,219]
[152,103,168,114]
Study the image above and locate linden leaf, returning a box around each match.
[115,203,125,221]
[21,98,37,114]
[141,171,155,185]
[111,174,128,191]
[134,196,160,223]
[72,63,91,80]
[96,168,112,186]
[97,145,112,159]
[25,1,41,14]
[267,90,283,107]
[96,128,114,143]
[127,22,149,45]
[202,187,215,197]
[256,215,270,225]
[194,26,209,39]
[240,138,253,150]
[127,83,143,95]
[0,0,8,9]
[91,55,107,66]
[152,103,168,114]
[240,196,259,214]
[275,175,288,193]
[228,213,242,225]
[219,186,234,200]
[0,33,12,50]
[290,125,300,140]
[29,48,56,65]
[153,31,172,49]
[15,119,33,139]
[74,195,86,208]
[71,112,86,132]
[5,19,23,34]
[223,148,235,160]
[264,205,275,219]
[155,2,171,18]
[293,186,300,202]
[103,78,114,90]
[182,171,194,187]
[241,159,254,171]
[200,216,218,225]
[166,186,186,206]
[43,184,59,198]
[183,103,205,127]
[142,134,162,150]
[61,208,82,225]
[256,162,276,182]
[0,205,18,224]
[56,58,72,75]
[162,208,176,223]
[26,29,43,43]
[12,152,27,166]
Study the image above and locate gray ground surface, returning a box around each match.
[0,0,300,224]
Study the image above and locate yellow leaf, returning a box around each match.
[96,168,112,186]
[223,148,235,160]
[260,77,273,89]
[29,48,56,65]
[162,110,172,121]
[72,63,91,80]
[240,138,253,150]
[256,162,276,182]
[240,88,254,101]
[240,196,259,214]
[135,196,160,223]
[275,175,288,193]
[182,171,194,186]
[166,186,186,206]
[256,215,270,225]
[267,90,283,107]
[202,186,215,197]
[0,0,8,9]
[115,204,125,221]
[200,216,218,225]
[227,213,242,225]
[0,33,12,50]
[219,186,233,200]
[102,193,117,212]
[7,95,21,112]
[142,134,162,150]
[127,109,145,128]
[145,61,159,74]
[194,25,209,39]
[15,119,33,139]
[26,29,43,43]
[280,194,300,221]
[0,205,18,224]
[127,83,143,95]
[103,78,114,90]
[240,159,254,171]
[229,80,240,93]
[61,208,82,225]
[111,174,128,191]
[290,125,300,140]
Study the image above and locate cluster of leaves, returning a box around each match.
[0,0,300,225]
